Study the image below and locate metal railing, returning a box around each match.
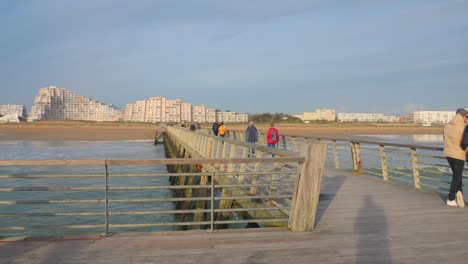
[225,130,466,195]
[0,157,302,237]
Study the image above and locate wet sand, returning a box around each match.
[0,123,443,141]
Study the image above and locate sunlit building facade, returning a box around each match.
[0,104,26,117]
[28,86,122,122]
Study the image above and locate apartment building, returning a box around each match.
[192,104,207,123]
[205,108,217,123]
[124,97,248,124]
[293,108,336,121]
[408,111,455,125]
[0,104,26,117]
[181,103,192,123]
[29,86,122,122]
[337,113,386,122]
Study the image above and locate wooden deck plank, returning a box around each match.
[1,168,468,263]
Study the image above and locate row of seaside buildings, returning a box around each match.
[0,86,465,125]
[1,86,248,123]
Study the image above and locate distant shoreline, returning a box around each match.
[0,123,443,141]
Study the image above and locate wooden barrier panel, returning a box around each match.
[289,142,327,232]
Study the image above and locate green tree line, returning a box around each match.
[248,113,302,123]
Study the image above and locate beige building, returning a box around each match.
[192,104,207,123]
[124,97,248,124]
[29,86,122,122]
[181,103,192,122]
[0,104,26,117]
[294,108,336,122]
[205,108,217,123]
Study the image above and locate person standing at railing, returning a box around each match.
[443,108,468,208]
[266,123,280,157]
[245,120,258,157]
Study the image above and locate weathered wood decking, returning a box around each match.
[1,168,468,264]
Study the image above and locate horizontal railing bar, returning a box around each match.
[386,156,412,163]
[0,199,103,205]
[0,187,104,192]
[106,157,305,166]
[0,174,103,179]
[0,212,104,217]
[420,183,448,192]
[215,194,293,201]
[214,218,289,224]
[361,170,383,177]
[0,206,291,218]
[0,160,104,166]
[418,168,447,176]
[109,222,212,228]
[418,175,450,184]
[0,157,305,167]
[0,224,104,230]
[387,176,414,184]
[297,135,444,151]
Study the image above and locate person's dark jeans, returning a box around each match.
[247,142,255,157]
[267,143,277,157]
[447,157,464,201]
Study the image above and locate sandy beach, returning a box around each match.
[0,122,443,141]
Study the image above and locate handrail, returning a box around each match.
[0,126,328,238]
[222,129,465,196]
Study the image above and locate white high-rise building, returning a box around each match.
[408,111,456,125]
[29,86,122,122]
[0,104,26,117]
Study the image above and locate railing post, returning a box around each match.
[103,161,109,236]
[281,135,287,150]
[210,172,215,232]
[289,141,327,232]
[292,137,298,152]
[351,142,362,174]
[379,145,389,181]
[332,140,339,169]
[410,148,421,189]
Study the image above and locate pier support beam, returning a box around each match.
[289,142,327,232]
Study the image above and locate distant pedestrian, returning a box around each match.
[212,121,219,136]
[266,123,280,156]
[196,123,201,129]
[189,123,196,131]
[444,108,468,208]
[245,120,258,157]
[218,122,226,138]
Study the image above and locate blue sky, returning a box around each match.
[1,0,467,115]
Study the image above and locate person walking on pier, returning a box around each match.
[443,108,468,208]
[212,121,219,136]
[218,122,226,138]
[266,123,280,157]
[245,120,258,157]
[189,123,196,131]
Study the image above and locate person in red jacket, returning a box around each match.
[266,123,280,156]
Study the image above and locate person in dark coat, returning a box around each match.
[212,121,219,136]
[245,120,258,157]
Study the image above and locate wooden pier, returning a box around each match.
[1,167,467,263]
[1,126,468,263]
